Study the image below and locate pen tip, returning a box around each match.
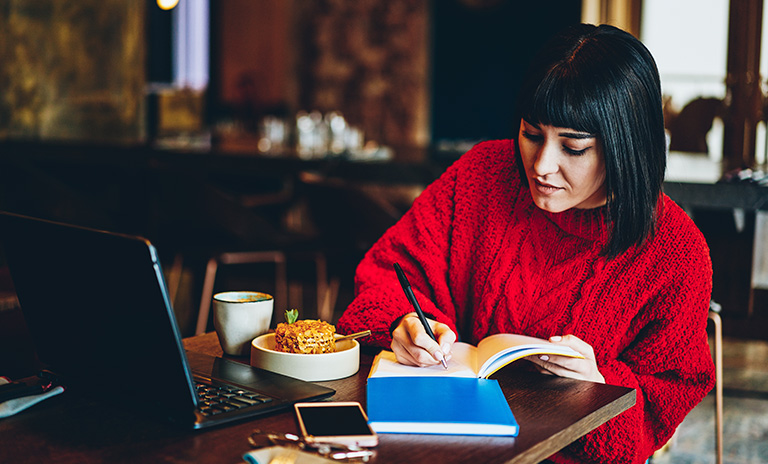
[441,359,448,369]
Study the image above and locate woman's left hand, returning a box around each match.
[525,334,605,383]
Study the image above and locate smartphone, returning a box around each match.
[294,402,378,447]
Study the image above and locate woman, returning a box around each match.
[338,23,714,463]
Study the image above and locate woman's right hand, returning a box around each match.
[390,312,456,367]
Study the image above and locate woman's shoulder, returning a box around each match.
[449,139,520,180]
[459,139,516,162]
[650,195,711,268]
[657,195,707,244]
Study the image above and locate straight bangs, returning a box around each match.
[519,64,602,137]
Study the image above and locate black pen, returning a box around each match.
[393,262,448,369]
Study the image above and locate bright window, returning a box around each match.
[640,0,729,161]
[172,0,209,90]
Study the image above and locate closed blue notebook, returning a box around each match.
[366,377,518,436]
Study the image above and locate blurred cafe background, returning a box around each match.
[1,0,768,349]
[3,3,768,461]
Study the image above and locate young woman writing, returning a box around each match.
[338,23,714,463]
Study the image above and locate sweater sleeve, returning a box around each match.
[555,210,716,464]
[336,150,467,345]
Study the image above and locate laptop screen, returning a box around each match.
[0,212,198,413]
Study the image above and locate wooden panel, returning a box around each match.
[723,0,764,170]
[0,1,146,142]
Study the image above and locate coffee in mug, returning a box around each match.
[213,291,274,356]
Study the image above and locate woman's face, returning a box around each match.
[518,119,607,213]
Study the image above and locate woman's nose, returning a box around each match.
[532,142,559,176]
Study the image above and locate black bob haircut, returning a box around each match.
[515,23,667,259]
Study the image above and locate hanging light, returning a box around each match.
[157,0,179,11]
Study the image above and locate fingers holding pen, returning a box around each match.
[432,319,457,360]
[391,263,456,368]
[395,313,447,366]
[391,313,455,367]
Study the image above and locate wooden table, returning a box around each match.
[0,332,634,464]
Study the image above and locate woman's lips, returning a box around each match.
[533,179,563,194]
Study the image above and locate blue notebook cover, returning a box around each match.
[366,377,518,436]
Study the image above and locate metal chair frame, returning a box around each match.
[708,301,723,464]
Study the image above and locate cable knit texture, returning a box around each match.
[338,140,715,464]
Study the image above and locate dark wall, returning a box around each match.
[430,0,581,144]
[147,0,173,84]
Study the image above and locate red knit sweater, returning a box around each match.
[338,140,715,463]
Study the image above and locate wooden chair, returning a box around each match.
[708,300,723,464]
[150,169,330,335]
[193,248,334,335]
[652,300,723,464]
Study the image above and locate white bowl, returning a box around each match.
[250,333,360,382]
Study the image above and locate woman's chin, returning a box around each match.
[531,195,568,214]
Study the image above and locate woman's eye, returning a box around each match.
[563,145,588,156]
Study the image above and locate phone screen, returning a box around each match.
[296,403,373,437]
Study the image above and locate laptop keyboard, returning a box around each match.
[195,381,274,416]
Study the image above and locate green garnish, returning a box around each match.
[285,309,299,324]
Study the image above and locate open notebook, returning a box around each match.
[0,211,334,429]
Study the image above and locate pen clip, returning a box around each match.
[393,262,410,289]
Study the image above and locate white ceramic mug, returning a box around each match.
[213,291,274,356]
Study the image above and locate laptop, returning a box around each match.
[0,211,335,429]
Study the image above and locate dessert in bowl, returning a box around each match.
[250,331,360,382]
[250,311,360,381]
